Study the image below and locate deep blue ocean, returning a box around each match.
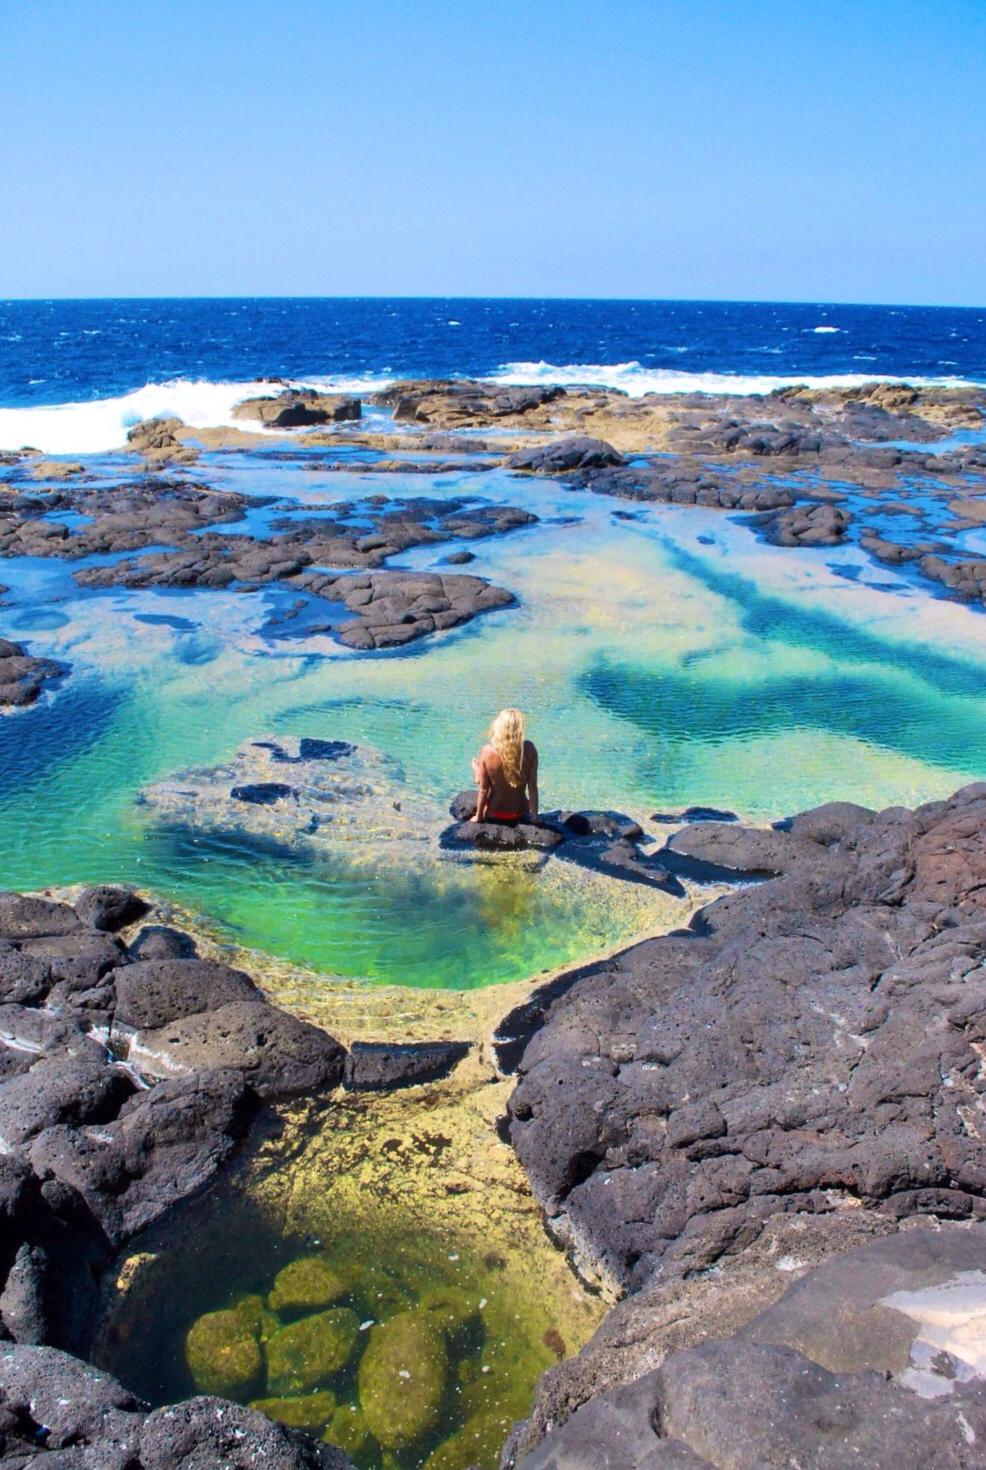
[3,297,985,404]
[1,297,983,454]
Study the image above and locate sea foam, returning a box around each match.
[489,359,978,399]
[0,374,395,455]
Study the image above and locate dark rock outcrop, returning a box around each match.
[504,784,986,1299]
[0,637,65,710]
[507,437,626,473]
[0,1344,354,1467]
[758,500,852,547]
[232,390,361,428]
[441,794,684,892]
[511,1227,986,1469]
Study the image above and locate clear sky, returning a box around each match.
[3,0,984,304]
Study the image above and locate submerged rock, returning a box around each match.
[139,733,443,861]
[358,1310,449,1449]
[251,1390,338,1432]
[268,1256,348,1314]
[323,1402,373,1457]
[185,1308,263,1398]
[266,1307,360,1395]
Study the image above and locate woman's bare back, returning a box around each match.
[473,739,539,821]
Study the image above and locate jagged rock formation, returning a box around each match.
[232,391,361,428]
[504,786,986,1295]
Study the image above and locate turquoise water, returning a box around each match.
[2,448,986,986]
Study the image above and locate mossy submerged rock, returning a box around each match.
[422,1412,507,1470]
[267,1256,348,1314]
[232,1292,279,1342]
[265,1306,359,1394]
[358,1309,449,1449]
[322,1403,373,1457]
[249,1390,337,1432]
[417,1285,481,1345]
[184,1307,262,1398]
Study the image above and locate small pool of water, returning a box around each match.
[92,1090,604,1470]
[3,449,986,987]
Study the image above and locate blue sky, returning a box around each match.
[3,0,984,303]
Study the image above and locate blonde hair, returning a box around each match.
[488,707,526,787]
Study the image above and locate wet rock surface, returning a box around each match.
[0,637,66,710]
[441,792,684,893]
[511,1227,986,1469]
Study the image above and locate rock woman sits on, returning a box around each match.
[470,707,539,825]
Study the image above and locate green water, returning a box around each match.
[3,456,986,986]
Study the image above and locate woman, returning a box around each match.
[470,707,539,825]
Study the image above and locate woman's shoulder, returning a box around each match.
[523,739,538,759]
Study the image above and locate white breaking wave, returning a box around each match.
[812,325,841,333]
[0,374,397,455]
[488,359,981,399]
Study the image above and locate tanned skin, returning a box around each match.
[470,740,539,823]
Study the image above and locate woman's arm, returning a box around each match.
[473,754,492,822]
[527,744,539,822]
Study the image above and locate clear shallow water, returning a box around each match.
[3,448,986,986]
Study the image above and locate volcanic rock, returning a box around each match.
[344,1040,471,1091]
[512,1227,986,1469]
[504,784,986,1298]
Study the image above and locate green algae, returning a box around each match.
[268,1256,349,1314]
[184,1308,262,1398]
[358,1311,449,1450]
[250,1391,337,1433]
[266,1307,360,1394]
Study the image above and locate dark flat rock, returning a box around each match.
[504,782,986,1299]
[513,1227,986,1470]
[651,806,738,825]
[508,436,625,473]
[344,1039,471,1091]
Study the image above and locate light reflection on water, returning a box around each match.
[2,452,986,986]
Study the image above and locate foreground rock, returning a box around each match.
[0,883,345,1353]
[512,1227,986,1468]
[0,637,65,709]
[505,785,986,1296]
[0,1344,353,1467]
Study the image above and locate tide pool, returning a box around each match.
[2,450,986,987]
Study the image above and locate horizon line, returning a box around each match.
[1,293,984,312]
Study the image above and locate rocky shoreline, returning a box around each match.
[4,783,986,1466]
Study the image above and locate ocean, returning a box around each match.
[1,296,984,453]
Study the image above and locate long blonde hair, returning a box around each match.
[488,707,526,787]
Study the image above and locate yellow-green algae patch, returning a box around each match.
[93,958,610,1469]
